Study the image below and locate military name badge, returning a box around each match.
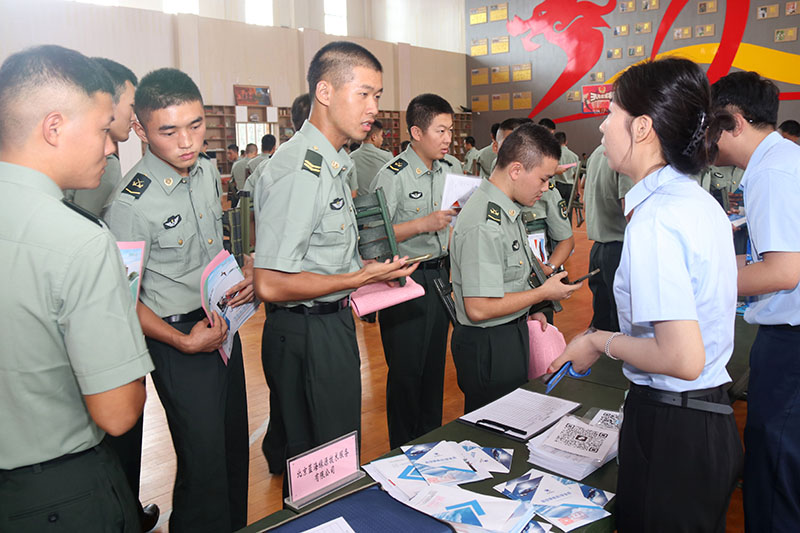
[330,197,345,210]
[512,239,520,251]
[122,173,151,199]
[558,199,568,219]
[409,191,423,199]
[163,214,182,229]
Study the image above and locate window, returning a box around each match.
[162,0,198,15]
[245,0,273,26]
[324,0,347,36]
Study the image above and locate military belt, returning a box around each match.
[269,297,350,316]
[2,445,100,474]
[162,308,206,324]
[417,256,449,271]
[761,324,800,333]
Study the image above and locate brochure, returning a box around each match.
[200,250,258,363]
[401,441,491,485]
[116,241,145,304]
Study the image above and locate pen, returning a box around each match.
[476,419,526,435]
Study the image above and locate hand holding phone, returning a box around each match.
[561,268,600,285]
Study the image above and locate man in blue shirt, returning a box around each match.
[713,71,800,532]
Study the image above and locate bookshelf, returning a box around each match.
[450,112,473,161]
[203,105,236,175]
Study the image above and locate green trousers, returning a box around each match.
[0,443,140,531]
[261,307,361,475]
[379,267,449,449]
[451,317,529,413]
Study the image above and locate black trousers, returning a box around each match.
[744,326,800,532]
[379,268,450,449]
[0,443,140,531]
[147,327,249,533]
[588,241,623,332]
[617,385,743,533]
[451,318,529,414]
[103,380,146,517]
[261,307,361,475]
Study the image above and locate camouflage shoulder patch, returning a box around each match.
[387,158,408,174]
[558,199,568,219]
[486,202,502,224]
[301,149,323,177]
[122,173,151,199]
[62,199,102,227]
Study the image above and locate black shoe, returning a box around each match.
[140,503,160,532]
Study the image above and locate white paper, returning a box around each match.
[441,173,482,211]
[589,409,621,430]
[300,516,356,533]
[542,416,617,461]
[527,232,548,263]
[364,454,428,501]
[459,440,512,474]
[401,441,490,485]
[266,106,279,123]
[460,389,580,440]
[408,484,529,532]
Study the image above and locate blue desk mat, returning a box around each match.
[269,486,453,532]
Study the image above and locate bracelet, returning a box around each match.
[604,332,623,360]
[544,262,556,271]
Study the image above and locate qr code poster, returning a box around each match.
[543,416,617,461]
[590,409,621,430]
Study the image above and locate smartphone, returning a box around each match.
[405,253,433,264]
[561,268,600,284]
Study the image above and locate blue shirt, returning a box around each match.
[614,166,737,392]
[740,132,800,325]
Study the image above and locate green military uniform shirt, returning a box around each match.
[705,165,744,211]
[371,146,450,259]
[555,145,580,186]
[350,142,392,196]
[451,179,536,327]
[462,146,480,175]
[584,144,634,243]
[230,157,250,190]
[0,162,153,469]
[63,154,124,217]
[104,147,224,318]
[247,153,270,178]
[476,144,497,179]
[520,184,573,260]
[253,121,362,306]
[443,153,464,174]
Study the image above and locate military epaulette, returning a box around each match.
[301,149,323,177]
[62,199,102,227]
[486,202,502,224]
[122,173,151,199]
[548,181,556,190]
[387,158,408,174]
[439,158,453,167]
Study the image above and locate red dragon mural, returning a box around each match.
[505,0,798,123]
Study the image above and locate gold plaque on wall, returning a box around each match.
[491,65,510,84]
[470,6,487,25]
[512,63,532,82]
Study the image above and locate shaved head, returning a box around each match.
[307,41,382,95]
[0,45,114,150]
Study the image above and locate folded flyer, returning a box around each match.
[116,241,145,304]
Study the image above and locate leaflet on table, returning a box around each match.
[117,241,145,304]
[363,454,428,501]
[408,484,535,533]
[459,440,513,474]
[299,516,356,533]
[527,410,619,480]
[542,415,617,461]
[441,173,482,226]
[200,250,258,364]
[494,468,614,532]
[401,441,492,485]
[459,388,580,441]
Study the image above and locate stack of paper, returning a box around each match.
[494,468,615,532]
[401,441,493,486]
[527,410,620,480]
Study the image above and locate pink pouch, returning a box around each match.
[528,321,567,379]
[350,278,425,317]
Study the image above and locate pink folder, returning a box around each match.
[528,321,567,379]
[349,278,425,317]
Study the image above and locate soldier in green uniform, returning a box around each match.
[475,123,500,179]
[553,131,581,212]
[246,133,276,180]
[451,124,581,412]
[462,135,479,174]
[104,69,252,533]
[583,144,634,332]
[0,45,153,532]
[370,93,459,448]
[496,119,575,278]
[444,151,464,173]
[252,42,417,476]
[351,119,391,196]
[64,57,137,217]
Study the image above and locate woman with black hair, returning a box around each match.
[549,58,743,532]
